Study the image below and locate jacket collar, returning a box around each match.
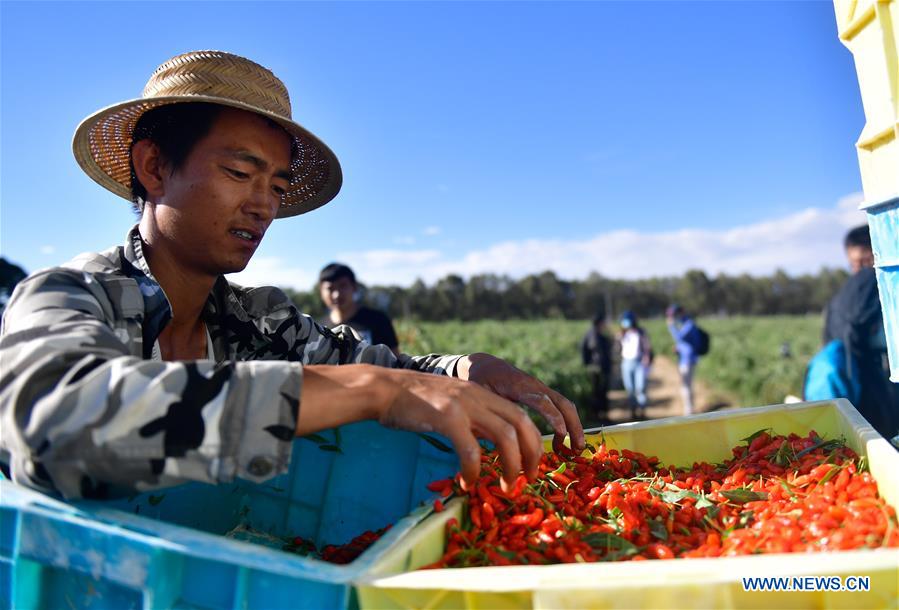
[121,224,260,361]
[122,225,172,356]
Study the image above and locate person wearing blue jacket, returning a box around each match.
[666,304,700,415]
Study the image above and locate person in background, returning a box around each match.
[666,304,700,416]
[807,224,899,443]
[844,224,876,275]
[318,263,399,356]
[618,311,652,420]
[824,224,875,345]
[581,311,612,423]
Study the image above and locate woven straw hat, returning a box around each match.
[72,50,342,218]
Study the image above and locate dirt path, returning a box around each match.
[581,355,730,429]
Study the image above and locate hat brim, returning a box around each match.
[72,95,342,218]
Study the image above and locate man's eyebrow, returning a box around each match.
[226,150,292,181]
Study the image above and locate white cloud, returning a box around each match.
[40,245,56,255]
[393,236,416,246]
[350,193,867,286]
[333,249,442,286]
[227,256,317,290]
[422,226,441,236]
[226,194,868,290]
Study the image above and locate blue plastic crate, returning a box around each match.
[864,195,899,382]
[0,421,459,609]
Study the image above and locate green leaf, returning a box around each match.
[550,463,567,476]
[818,465,841,485]
[582,532,639,553]
[494,547,519,561]
[601,548,641,562]
[720,489,768,503]
[695,495,715,510]
[649,485,700,505]
[737,510,754,528]
[417,433,453,453]
[773,440,794,467]
[318,444,343,453]
[302,433,329,444]
[649,519,668,541]
[148,494,165,506]
[794,436,845,459]
[704,504,720,520]
[777,479,796,499]
[857,455,869,473]
[608,506,623,519]
[740,428,771,444]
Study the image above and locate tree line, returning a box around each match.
[285,267,849,321]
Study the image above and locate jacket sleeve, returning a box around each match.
[599,335,612,372]
[580,333,591,366]
[640,331,653,360]
[284,307,465,375]
[0,270,301,499]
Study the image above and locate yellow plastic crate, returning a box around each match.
[356,400,899,609]
[834,0,898,204]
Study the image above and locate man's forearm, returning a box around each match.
[296,364,388,436]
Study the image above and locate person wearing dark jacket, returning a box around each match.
[318,263,400,355]
[817,267,899,441]
[823,224,876,345]
[581,313,612,421]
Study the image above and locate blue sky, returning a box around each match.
[1,1,869,290]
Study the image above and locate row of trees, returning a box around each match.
[285,267,849,321]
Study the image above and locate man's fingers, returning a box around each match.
[470,408,525,491]
[518,391,567,437]
[443,423,484,489]
[546,388,585,450]
[484,397,543,481]
[465,355,585,456]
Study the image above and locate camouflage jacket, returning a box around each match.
[0,226,463,499]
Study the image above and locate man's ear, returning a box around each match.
[131,139,168,200]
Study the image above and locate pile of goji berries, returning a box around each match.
[423,430,899,567]
[283,525,391,564]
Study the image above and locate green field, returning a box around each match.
[642,316,822,407]
[395,315,823,415]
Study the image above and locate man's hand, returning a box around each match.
[456,353,585,455]
[297,364,544,491]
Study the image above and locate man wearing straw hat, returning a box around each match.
[0,51,583,499]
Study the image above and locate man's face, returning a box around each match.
[150,108,292,276]
[846,245,874,274]
[320,276,356,311]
